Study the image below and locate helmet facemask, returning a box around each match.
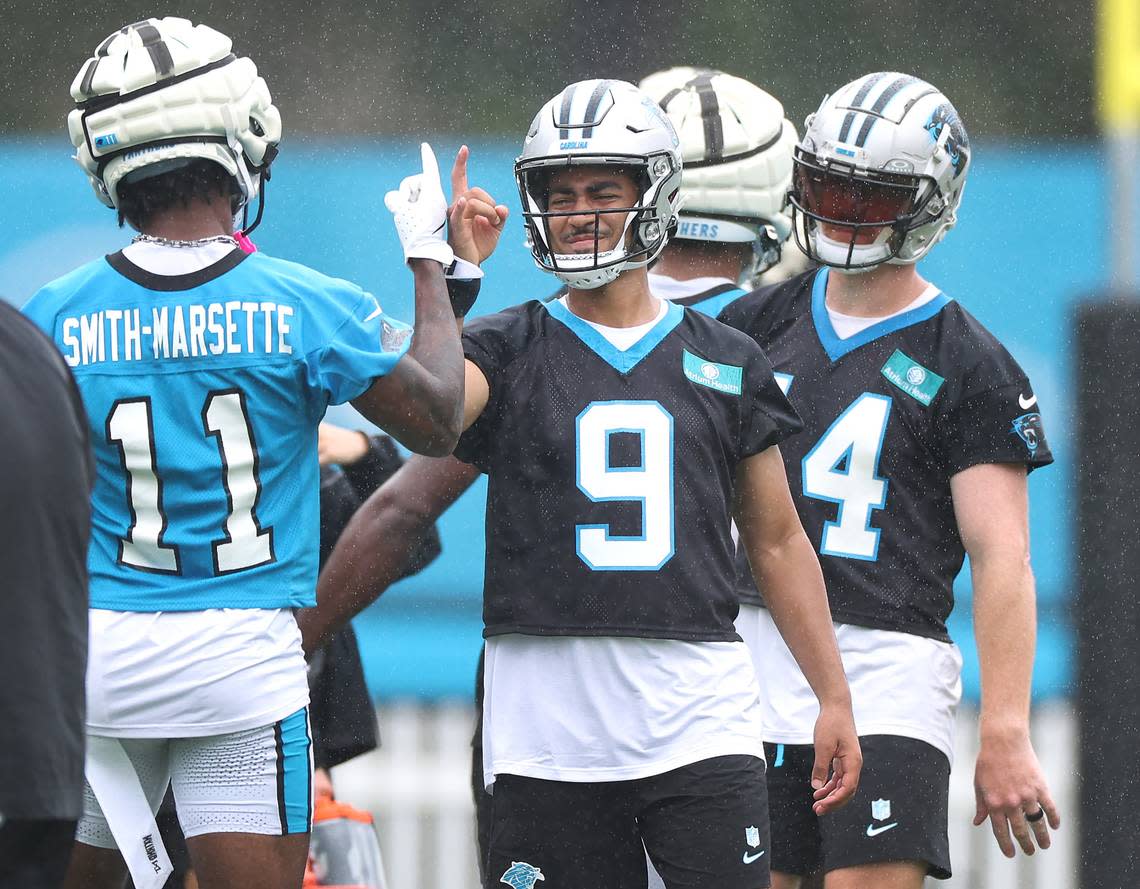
[792,74,971,273]
[516,153,679,290]
[515,79,683,290]
[789,148,943,273]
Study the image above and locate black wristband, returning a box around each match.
[447,276,480,317]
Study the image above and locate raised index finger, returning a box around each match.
[451,145,470,200]
[420,142,440,182]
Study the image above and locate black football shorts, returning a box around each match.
[485,754,771,889]
[764,734,951,880]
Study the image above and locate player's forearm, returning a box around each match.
[386,259,465,453]
[972,554,1037,740]
[751,529,851,708]
[299,486,438,655]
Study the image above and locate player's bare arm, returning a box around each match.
[733,445,862,815]
[352,144,466,456]
[951,462,1060,857]
[300,453,481,655]
[302,268,491,652]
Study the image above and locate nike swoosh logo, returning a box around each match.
[1019,393,1037,410]
[742,851,766,864]
[865,822,898,837]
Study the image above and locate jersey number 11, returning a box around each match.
[106,389,274,576]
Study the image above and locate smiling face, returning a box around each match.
[543,166,641,256]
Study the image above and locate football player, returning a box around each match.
[717,73,1061,888]
[301,66,803,644]
[307,78,860,889]
[299,68,807,879]
[22,17,483,889]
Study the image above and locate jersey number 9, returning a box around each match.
[575,400,675,571]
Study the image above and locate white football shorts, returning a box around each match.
[77,707,313,847]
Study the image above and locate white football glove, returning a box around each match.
[384,142,455,267]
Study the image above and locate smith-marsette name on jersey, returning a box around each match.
[59,302,295,368]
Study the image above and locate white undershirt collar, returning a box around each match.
[557,295,668,351]
[121,241,239,275]
[827,284,941,340]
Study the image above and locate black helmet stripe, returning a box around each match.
[96,28,123,56]
[134,22,175,78]
[557,83,578,139]
[684,122,784,170]
[836,72,888,143]
[687,71,724,160]
[81,26,127,97]
[76,53,236,111]
[581,79,613,138]
[79,58,100,97]
[853,75,919,146]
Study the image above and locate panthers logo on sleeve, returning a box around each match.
[1011,411,1044,453]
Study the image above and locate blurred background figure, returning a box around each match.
[0,302,93,889]
[639,65,808,291]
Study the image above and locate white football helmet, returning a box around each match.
[789,72,970,272]
[68,17,281,226]
[639,67,797,281]
[516,79,683,290]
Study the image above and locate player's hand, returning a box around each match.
[385,142,455,267]
[809,701,862,815]
[973,727,1061,857]
[448,145,509,265]
[317,422,370,467]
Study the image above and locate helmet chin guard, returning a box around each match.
[68,17,281,222]
[516,80,683,289]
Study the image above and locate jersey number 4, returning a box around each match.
[106,390,274,575]
[575,401,674,571]
[801,393,892,561]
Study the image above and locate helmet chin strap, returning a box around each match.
[239,176,267,237]
[221,105,268,238]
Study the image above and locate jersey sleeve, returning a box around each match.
[453,307,530,470]
[739,345,804,458]
[304,285,412,407]
[936,381,1052,475]
[22,285,62,339]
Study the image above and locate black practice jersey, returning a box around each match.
[718,269,1052,639]
[455,298,802,641]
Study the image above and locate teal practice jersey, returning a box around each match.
[24,249,411,612]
